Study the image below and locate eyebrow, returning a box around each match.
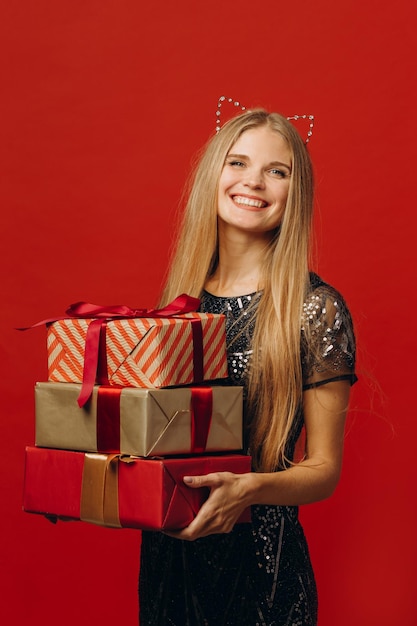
[226,153,292,172]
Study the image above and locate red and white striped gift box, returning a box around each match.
[47,312,228,390]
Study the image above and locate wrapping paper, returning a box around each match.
[47,313,228,399]
[35,382,243,456]
[23,447,252,531]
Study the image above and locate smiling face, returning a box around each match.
[217,125,292,238]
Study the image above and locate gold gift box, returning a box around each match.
[35,382,243,457]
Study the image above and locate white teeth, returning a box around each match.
[233,196,267,208]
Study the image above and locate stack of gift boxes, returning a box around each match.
[23,300,251,531]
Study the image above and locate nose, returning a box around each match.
[244,169,265,189]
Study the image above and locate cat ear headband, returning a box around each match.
[215,95,315,144]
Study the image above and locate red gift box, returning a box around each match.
[23,447,252,531]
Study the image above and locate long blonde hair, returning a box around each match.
[160,110,314,471]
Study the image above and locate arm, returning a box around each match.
[166,378,351,541]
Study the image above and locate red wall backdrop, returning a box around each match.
[1,1,416,624]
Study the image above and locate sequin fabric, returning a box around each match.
[301,273,356,386]
[139,274,356,626]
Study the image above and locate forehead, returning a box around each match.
[228,126,291,161]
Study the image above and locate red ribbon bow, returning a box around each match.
[65,293,200,321]
[17,293,200,329]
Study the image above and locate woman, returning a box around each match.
[139,107,356,625]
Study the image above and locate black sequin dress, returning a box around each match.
[139,274,356,626]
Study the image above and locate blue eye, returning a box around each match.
[270,169,289,178]
[228,160,245,167]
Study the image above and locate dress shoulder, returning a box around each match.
[302,273,356,385]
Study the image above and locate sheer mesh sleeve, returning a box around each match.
[301,279,357,389]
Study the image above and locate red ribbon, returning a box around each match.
[65,294,200,321]
[190,387,213,453]
[17,293,200,329]
[95,386,213,454]
[96,386,122,453]
[17,294,202,407]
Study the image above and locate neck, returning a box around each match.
[205,226,272,297]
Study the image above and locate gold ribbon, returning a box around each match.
[80,453,124,528]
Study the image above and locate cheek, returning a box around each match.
[275,184,289,205]
[218,169,236,193]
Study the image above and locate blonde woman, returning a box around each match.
[139,108,356,625]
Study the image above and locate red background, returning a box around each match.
[1,1,416,624]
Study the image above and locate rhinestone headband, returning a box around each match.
[215,95,315,144]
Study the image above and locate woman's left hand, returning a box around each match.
[164,471,252,541]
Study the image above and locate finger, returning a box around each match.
[163,519,206,541]
[162,497,218,540]
[162,529,188,540]
[182,472,222,488]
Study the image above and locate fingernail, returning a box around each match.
[183,476,193,484]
